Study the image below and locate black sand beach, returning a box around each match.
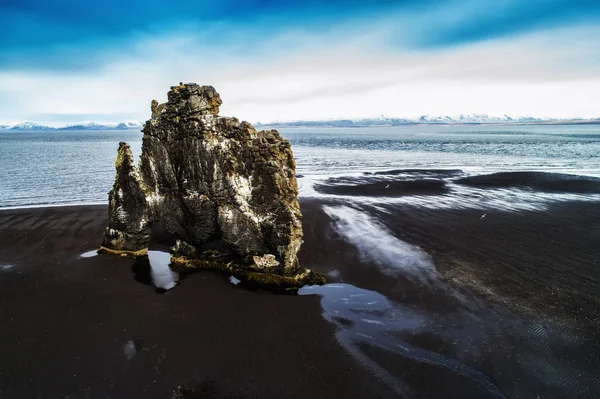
[314,178,448,197]
[1,192,600,398]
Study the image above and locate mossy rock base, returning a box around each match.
[170,254,326,292]
[98,246,148,258]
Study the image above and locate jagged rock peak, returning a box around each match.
[100,83,324,289]
[151,83,222,119]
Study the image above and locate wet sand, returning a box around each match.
[301,196,600,398]
[314,179,447,197]
[1,194,600,398]
[455,171,600,194]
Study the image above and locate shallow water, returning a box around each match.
[322,205,437,281]
[299,283,506,398]
[148,250,178,291]
[299,276,599,398]
[131,250,179,292]
[79,250,99,258]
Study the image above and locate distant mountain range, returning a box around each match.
[256,114,600,128]
[0,121,143,131]
[2,115,600,131]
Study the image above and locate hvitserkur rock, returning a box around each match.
[101,83,324,289]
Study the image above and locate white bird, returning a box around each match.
[385,184,390,188]
[480,213,487,219]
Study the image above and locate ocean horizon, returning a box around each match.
[2,124,599,209]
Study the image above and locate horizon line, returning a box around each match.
[0,113,600,129]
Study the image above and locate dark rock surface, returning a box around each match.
[102,83,321,287]
[101,142,149,253]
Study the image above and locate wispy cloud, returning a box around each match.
[1,0,600,123]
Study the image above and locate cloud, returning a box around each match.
[1,1,600,123]
[2,0,600,70]
[1,22,600,124]
[411,0,600,47]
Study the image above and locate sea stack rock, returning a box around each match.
[101,83,324,289]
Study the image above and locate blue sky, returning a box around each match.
[2,0,600,124]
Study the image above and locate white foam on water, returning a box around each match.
[292,139,600,212]
[362,319,384,325]
[322,205,437,281]
[299,174,600,212]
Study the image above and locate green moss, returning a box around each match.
[234,269,303,290]
[170,253,326,291]
[98,246,148,258]
[141,182,152,195]
[299,269,327,286]
[170,255,232,273]
[115,149,126,169]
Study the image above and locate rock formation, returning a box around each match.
[101,83,324,289]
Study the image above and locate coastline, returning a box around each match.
[0,201,107,211]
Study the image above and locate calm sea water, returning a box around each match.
[0,124,599,208]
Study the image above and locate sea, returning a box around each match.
[1,124,599,209]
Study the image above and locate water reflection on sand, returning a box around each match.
[130,250,179,292]
[79,250,99,258]
[299,283,507,398]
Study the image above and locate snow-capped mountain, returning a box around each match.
[60,121,143,130]
[7,122,56,131]
[452,114,551,123]
[0,121,144,131]
[257,117,414,128]
[256,114,588,128]
[383,114,554,124]
[2,116,598,131]
[418,115,457,124]
[112,121,143,130]
[60,122,111,130]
